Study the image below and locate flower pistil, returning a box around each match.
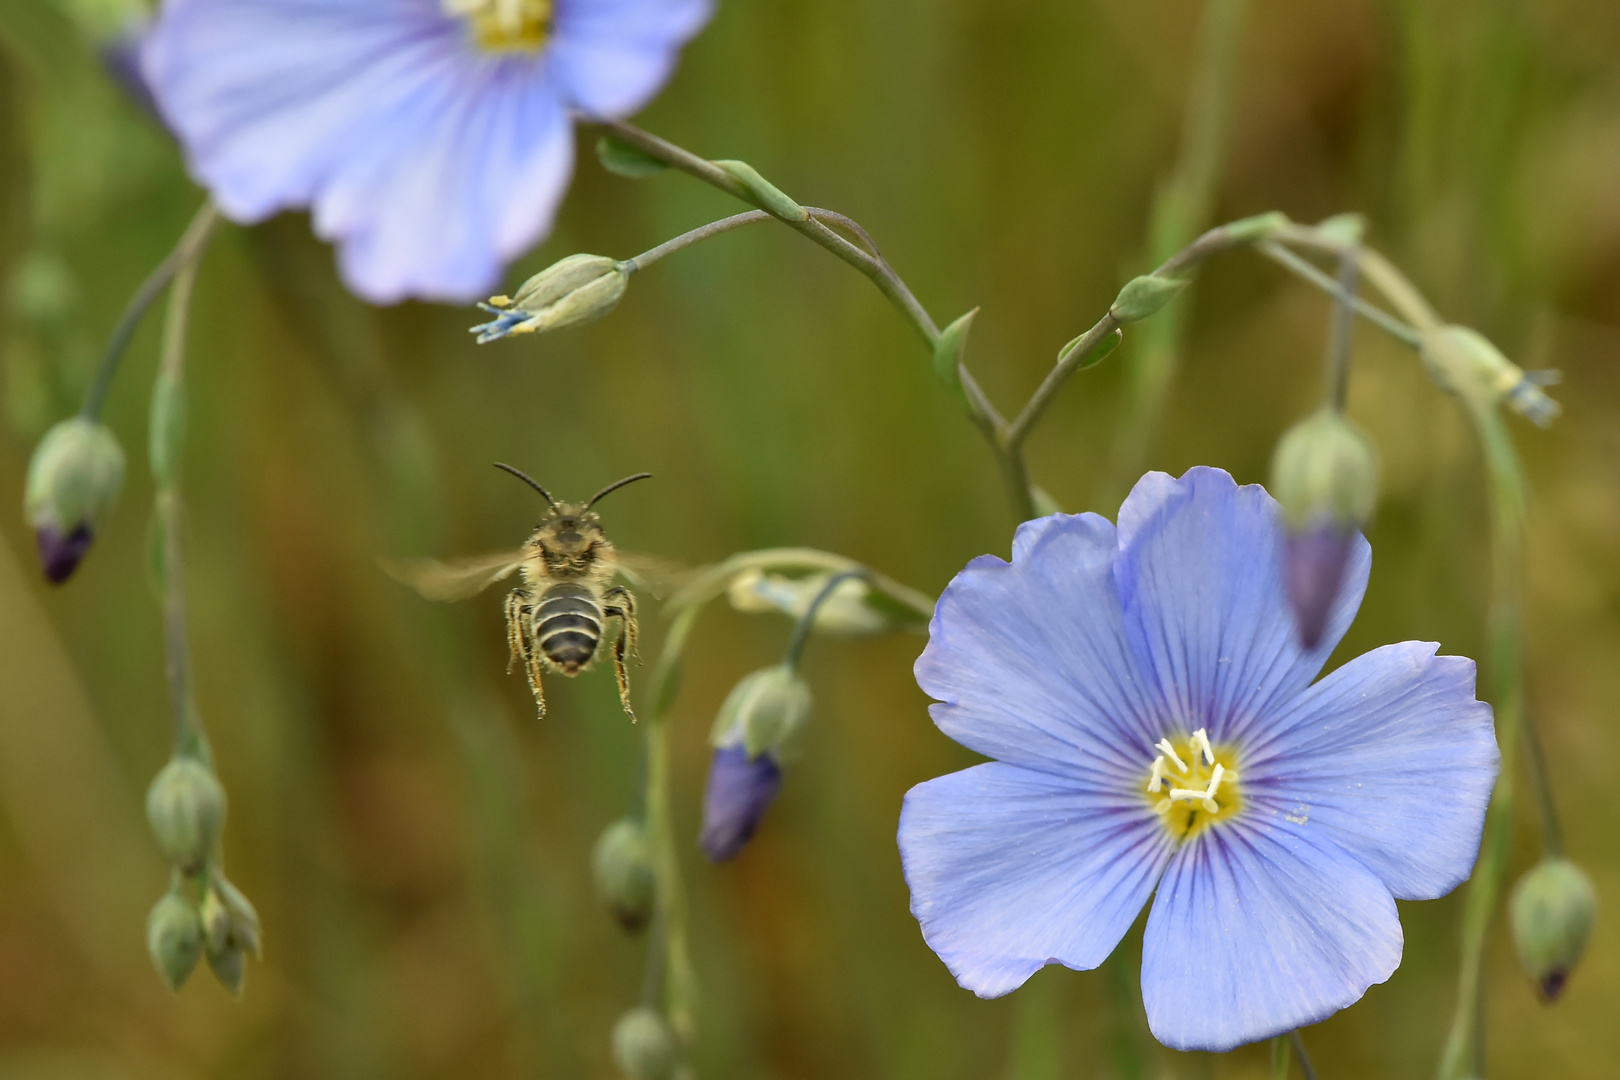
[443,0,552,53]
[1145,727,1242,839]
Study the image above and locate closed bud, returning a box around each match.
[212,873,262,958]
[1271,409,1378,649]
[592,818,655,931]
[470,254,629,342]
[1109,274,1188,324]
[1419,325,1561,427]
[727,569,901,636]
[207,940,246,997]
[147,891,203,991]
[146,758,226,873]
[699,745,784,863]
[711,664,812,766]
[611,1006,679,1080]
[1511,858,1596,1001]
[24,417,125,583]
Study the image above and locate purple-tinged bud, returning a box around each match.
[36,524,96,584]
[1283,523,1356,650]
[1270,408,1377,649]
[24,418,125,584]
[1511,858,1596,1001]
[699,746,783,862]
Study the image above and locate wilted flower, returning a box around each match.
[140,0,712,303]
[471,253,630,341]
[899,467,1499,1051]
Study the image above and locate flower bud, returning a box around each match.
[611,1006,678,1080]
[592,818,655,931]
[1419,325,1561,427]
[1511,857,1596,1001]
[147,891,203,991]
[212,873,263,958]
[23,417,125,583]
[145,758,226,873]
[699,746,784,863]
[1270,408,1378,649]
[207,940,246,997]
[470,254,629,342]
[1110,274,1188,324]
[711,664,812,765]
[726,569,898,636]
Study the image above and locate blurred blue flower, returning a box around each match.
[898,467,1499,1051]
[699,745,783,862]
[140,0,711,303]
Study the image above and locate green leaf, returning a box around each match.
[595,135,669,178]
[714,160,809,222]
[1056,326,1121,370]
[932,308,978,393]
[1109,275,1188,323]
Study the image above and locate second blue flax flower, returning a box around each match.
[898,467,1500,1051]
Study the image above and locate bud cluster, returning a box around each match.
[143,754,261,993]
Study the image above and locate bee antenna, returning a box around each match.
[492,462,559,511]
[587,472,653,508]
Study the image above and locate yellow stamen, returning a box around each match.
[1143,728,1243,841]
[444,0,552,53]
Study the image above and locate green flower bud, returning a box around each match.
[147,891,203,991]
[1419,325,1561,427]
[711,664,813,767]
[471,254,630,343]
[611,1006,679,1080]
[24,417,125,583]
[1269,408,1379,531]
[207,940,246,998]
[1511,858,1596,1000]
[145,758,226,873]
[212,873,263,958]
[592,819,655,932]
[726,569,901,636]
[1109,275,1188,324]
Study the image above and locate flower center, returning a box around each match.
[444,0,552,53]
[1143,728,1243,841]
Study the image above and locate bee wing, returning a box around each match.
[614,550,691,600]
[381,550,527,602]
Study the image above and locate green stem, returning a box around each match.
[1270,1036,1292,1080]
[1290,1030,1319,1080]
[1255,241,1422,347]
[81,202,218,421]
[626,210,771,271]
[1437,402,1524,1080]
[782,569,866,671]
[151,204,220,759]
[1324,243,1359,412]
[641,603,703,1043]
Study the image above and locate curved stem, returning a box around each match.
[153,204,220,759]
[626,210,771,271]
[1289,1030,1319,1080]
[783,569,866,670]
[80,201,219,420]
[1255,241,1423,348]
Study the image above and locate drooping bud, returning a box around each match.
[1511,858,1597,1001]
[23,417,125,583]
[145,757,226,873]
[1419,325,1561,427]
[726,569,905,636]
[592,818,656,931]
[611,1006,679,1080]
[711,664,813,766]
[700,746,784,863]
[470,254,629,343]
[1270,408,1378,649]
[207,940,246,997]
[147,890,203,991]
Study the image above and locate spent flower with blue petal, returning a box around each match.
[140,0,712,303]
[897,467,1499,1051]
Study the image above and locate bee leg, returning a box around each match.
[603,588,639,722]
[603,586,640,664]
[505,589,546,720]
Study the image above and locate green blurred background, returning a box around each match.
[1,0,1617,1076]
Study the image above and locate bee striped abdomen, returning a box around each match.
[534,583,603,673]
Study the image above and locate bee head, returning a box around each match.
[492,464,651,556]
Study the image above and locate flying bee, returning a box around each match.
[386,464,658,722]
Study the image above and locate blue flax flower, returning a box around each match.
[898,467,1499,1051]
[140,0,711,303]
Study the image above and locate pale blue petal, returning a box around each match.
[1240,642,1499,900]
[899,762,1172,997]
[1113,467,1370,747]
[552,0,713,117]
[914,513,1163,783]
[1141,821,1401,1051]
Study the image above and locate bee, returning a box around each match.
[386,464,656,721]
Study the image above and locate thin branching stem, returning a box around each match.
[1290,1031,1319,1080]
